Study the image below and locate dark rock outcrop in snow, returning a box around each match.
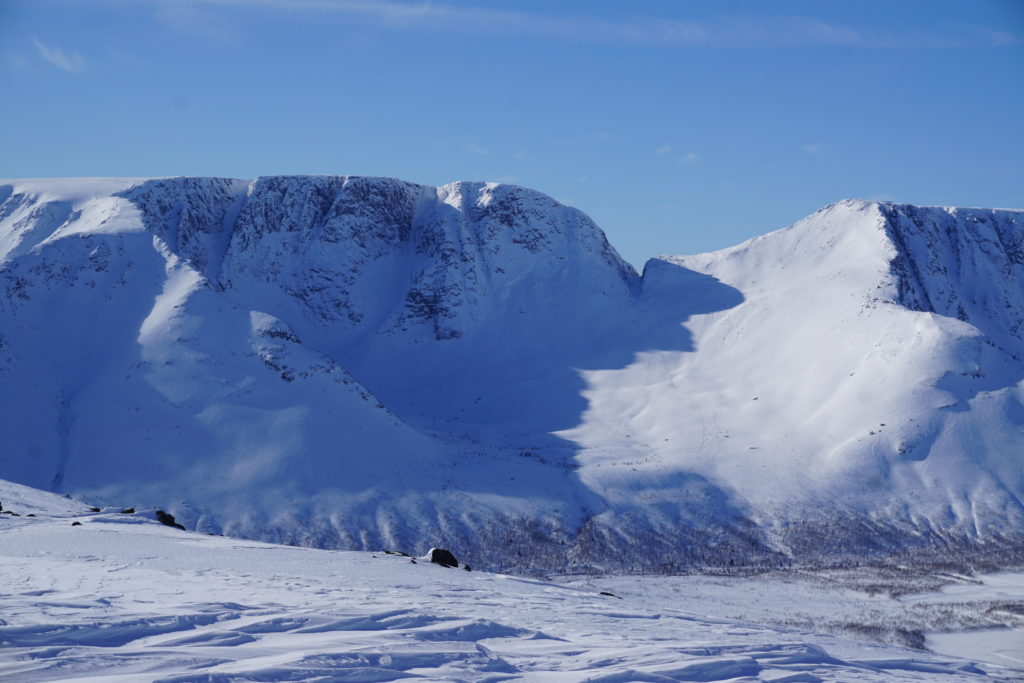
[426,548,459,568]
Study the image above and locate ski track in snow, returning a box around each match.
[0,486,1020,683]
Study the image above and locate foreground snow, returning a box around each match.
[566,570,1024,667]
[0,482,1020,682]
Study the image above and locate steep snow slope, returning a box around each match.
[1,478,1018,682]
[0,179,1021,570]
[568,200,1024,558]
[0,178,444,549]
[0,176,655,564]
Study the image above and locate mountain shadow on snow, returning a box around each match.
[0,178,1022,572]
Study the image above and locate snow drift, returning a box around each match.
[0,177,1021,571]
[6,477,1017,681]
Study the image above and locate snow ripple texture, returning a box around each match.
[0,485,1016,682]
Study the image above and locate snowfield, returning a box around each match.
[1,480,1021,682]
[0,176,1022,572]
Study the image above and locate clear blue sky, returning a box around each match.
[2,0,1022,267]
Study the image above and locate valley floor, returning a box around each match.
[563,569,1024,672]
[1,497,1022,682]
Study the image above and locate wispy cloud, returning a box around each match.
[801,144,825,156]
[680,152,700,165]
[32,36,85,72]
[139,0,1018,48]
[467,144,489,156]
[654,144,673,155]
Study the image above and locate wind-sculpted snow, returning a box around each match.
[1,491,1019,682]
[0,179,1022,572]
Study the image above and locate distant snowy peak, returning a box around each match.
[2,177,1023,571]
[663,199,899,294]
[625,199,1024,548]
[112,175,637,345]
[669,199,1024,338]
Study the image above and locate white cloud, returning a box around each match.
[32,36,85,72]
[680,152,700,165]
[511,151,529,160]
[134,1,1022,49]
[137,1,908,48]
[467,144,489,156]
[654,144,673,155]
[801,144,825,155]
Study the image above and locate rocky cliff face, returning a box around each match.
[123,175,636,346]
[0,179,1022,572]
[882,203,1024,358]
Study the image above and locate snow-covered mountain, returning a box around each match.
[0,177,1021,571]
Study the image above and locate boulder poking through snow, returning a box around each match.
[425,548,459,568]
[155,510,186,530]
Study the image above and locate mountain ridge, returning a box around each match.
[1,177,1022,572]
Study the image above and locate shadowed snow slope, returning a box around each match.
[0,179,1021,571]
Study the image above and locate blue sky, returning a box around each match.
[2,0,1022,267]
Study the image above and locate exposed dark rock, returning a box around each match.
[121,507,135,514]
[71,521,81,526]
[426,547,459,568]
[89,507,100,512]
[155,510,186,530]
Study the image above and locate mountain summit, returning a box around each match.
[1,178,1021,571]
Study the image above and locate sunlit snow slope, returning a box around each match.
[0,178,1021,570]
[571,200,1024,562]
